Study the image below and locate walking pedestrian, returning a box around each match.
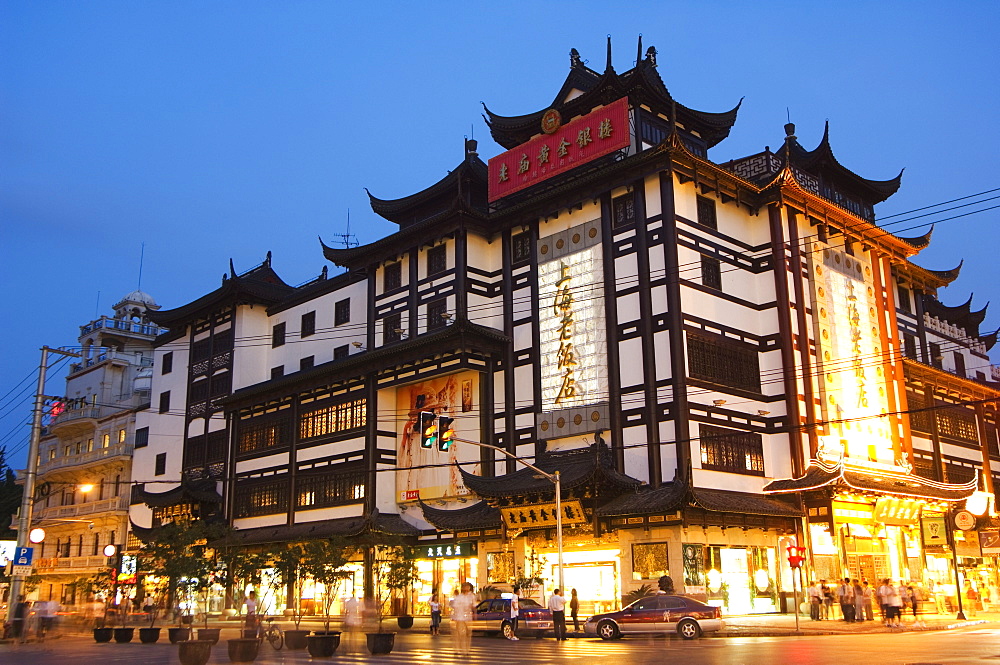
[852,579,864,622]
[837,578,855,622]
[908,585,922,626]
[964,580,980,617]
[450,583,476,656]
[808,581,822,621]
[877,578,891,623]
[570,588,580,632]
[886,580,903,627]
[12,595,29,640]
[508,587,520,640]
[429,593,442,635]
[862,580,874,621]
[548,588,567,640]
[821,580,833,619]
[244,590,258,635]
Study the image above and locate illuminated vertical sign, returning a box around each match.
[809,244,894,466]
[538,221,607,411]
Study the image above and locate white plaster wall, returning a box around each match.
[295,504,364,523]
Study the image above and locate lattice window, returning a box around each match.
[903,334,918,359]
[238,415,292,454]
[234,478,289,518]
[632,542,669,581]
[296,467,366,509]
[613,192,635,228]
[701,255,722,290]
[427,244,447,276]
[512,232,532,262]
[937,405,978,442]
[335,298,351,326]
[213,329,233,353]
[384,313,402,343]
[908,391,932,434]
[687,332,761,392]
[699,423,765,476]
[334,345,349,360]
[299,399,366,440]
[696,196,718,230]
[162,352,173,375]
[191,338,211,362]
[384,262,402,291]
[945,463,976,485]
[272,322,286,348]
[897,284,912,314]
[134,427,149,449]
[210,371,231,397]
[427,299,447,330]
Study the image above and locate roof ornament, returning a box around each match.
[465,137,478,158]
[605,34,613,73]
[265,250,272,266]
[569,48,581,68]
[645,45,657,67]
[635,34,642,67]
[229,258,237,279]
[321,265,328,280]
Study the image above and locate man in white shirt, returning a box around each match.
[450,583,476,655]
[548,589,567,640]
[808,581,822,621]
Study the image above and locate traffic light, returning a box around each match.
[419,411,437,449]
[438,417,455,451]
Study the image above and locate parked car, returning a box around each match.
[471,597,553,638]
[584,594,724,640]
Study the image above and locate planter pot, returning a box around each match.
[93,627,114,643]
[198,628,221,644]
[366,632,395,655]
[306,632,340,658]
[227,638,260,663]
[168,627,191,643]
[241,629,258,639]
[178,639,213,665]
[181,615,194,625]
[223,609,237,617]
[113,627,135,643]
[139,627,162,643]
[397,615,414,629]
[284,629,310,650]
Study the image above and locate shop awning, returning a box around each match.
[690,488,803,517]
[763,459,978,502]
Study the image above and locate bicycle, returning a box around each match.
[259,616,284,650]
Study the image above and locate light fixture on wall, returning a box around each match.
[393,328,409,340]
[351,341,365,350]
[712,399,726,407]
[441,312,453,324]
[757,410,770,416]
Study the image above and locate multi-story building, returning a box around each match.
[30,290,162,605]
[130,38,999,617]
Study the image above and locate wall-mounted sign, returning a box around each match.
[874,497,922,526]
[500,500,587,530]
[832,500,874,526]
[420,542,478,560]
[979,530,1000,554]
[488,97,630,201]
[953,510,977,531]
[921,513,947,549]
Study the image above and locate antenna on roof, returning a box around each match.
[95,291,101,319]
[137,242,145,291]
[786,107,791,124]
[330,209,359,249]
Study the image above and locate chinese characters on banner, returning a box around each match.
[500,500,588,529]
[488,97,631,201]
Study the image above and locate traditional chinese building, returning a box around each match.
[129,37,999,616]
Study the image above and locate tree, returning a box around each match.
[217,546,268,615]
[0,447,23,539]
[299,537,355,633]
[264,543,307,629]
[371,541,419,631]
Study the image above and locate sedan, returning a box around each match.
[584,594,724,640]
[470,597,553,638]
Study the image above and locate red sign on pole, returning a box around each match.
[488,97,631,202]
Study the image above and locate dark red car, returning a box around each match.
[583,594,724,640]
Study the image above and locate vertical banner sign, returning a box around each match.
[488,98,631,201]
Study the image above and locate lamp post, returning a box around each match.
[786,545,806,634]
[452,437,565,596]
[945,508,968,620]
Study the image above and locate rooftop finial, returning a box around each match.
[784,108,795,140]
[569,48,581,68]
[465,136,478,158]
[605,34,613,73]
[229,258,236,278]
[645,45,657,67]
[265,250,272,266]
[636,34,642,67]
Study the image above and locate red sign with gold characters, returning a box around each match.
[488,97,630,202]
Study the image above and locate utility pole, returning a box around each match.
[5,346,79,624]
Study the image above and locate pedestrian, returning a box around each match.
[852,579,864,622]
[12,595,29,640]
[821,580,833,619]
[900,584,912,622]
[964,581,979,617]
[429,593,442,635]
[244,590,258,635]
[837,577,855,622]
[570,588,580,632]
[886,580,903,627]
[450,583,476,656]
[862,580,874,621]
[548,588,567,640]
[877,578,891,623]
[508,587,520,640]
[908,585,922,626]
[808,581,822,621]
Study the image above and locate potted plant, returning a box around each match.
[382,545,418,630]
[300,537,354,658]
[268,543,310,650]
[366,542,413,655]
[113,575,137,643]
[79,568,116,643]
[139,592,163,643]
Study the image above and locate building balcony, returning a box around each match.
[79,315,164,339]
[68,348,154,376]
[37,442,134,474]
[35,555,110,574]
[33,495,129,521]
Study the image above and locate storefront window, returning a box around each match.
[487,552,514,584]
[631,542,668,581]
[703,545,778,614]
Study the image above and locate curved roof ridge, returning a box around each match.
[366,154,488,224]
[897,223,934,250]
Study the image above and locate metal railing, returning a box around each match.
[34,495,129,520]
[80,316,163,337]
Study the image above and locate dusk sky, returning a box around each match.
[2,2,998,469]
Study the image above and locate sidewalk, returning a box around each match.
[718,609,996,637]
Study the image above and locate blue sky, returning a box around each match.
[2,2,998,468]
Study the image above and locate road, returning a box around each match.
[2,626,998,664]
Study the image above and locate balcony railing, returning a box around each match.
[80,316,164,338]
[69,349,154,375]
[34,495,129,520]
[36,555,110,572]
[38,443,134,473]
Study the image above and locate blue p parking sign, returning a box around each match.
[14,547,33,566]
